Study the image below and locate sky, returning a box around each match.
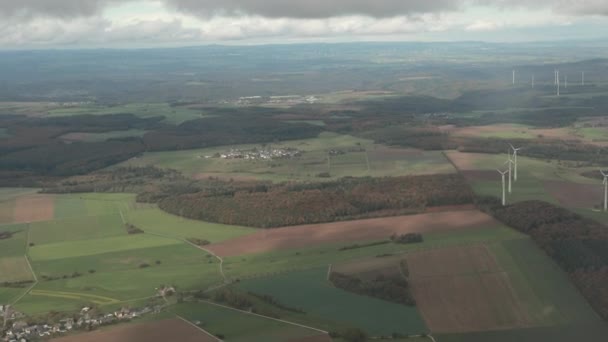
[1,0,608,48]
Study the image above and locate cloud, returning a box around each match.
[164,0,461,19]
[2,0,608,21]
[466,20,502,32]
[0,0,121,18]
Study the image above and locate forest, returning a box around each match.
[158,174,474,228]
[329,272,415,306]
[479,198,608,320]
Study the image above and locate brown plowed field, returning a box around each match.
[368,146,423,162]
[461,170,499,182]
[206,210,498,257]
[407,245,534,333]
[544,180,603,208]
[444,151,479,171]
[13,195,54,223]
[51,319,216,342]
[0,199,15,224]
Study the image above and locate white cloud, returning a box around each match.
[0,0,607,47]
[466,20,502,32]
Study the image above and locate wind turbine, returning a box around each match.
[509,143,522,181]
[556,70,560,96]
[532,74,535,88]
[554,69,558,85]
[505,153,514,194]
[498,169,508,206]
[602,170,608,212]
[582,71,585,86]
[512,69,516,85]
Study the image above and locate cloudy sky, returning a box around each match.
[1,0,608,48]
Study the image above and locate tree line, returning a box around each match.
[158,174,474,228]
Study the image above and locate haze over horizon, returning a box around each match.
[2,0,608,49]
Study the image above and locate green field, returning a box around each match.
[28,234,182,261]
[0,287,28,305]
[577,127,608,141]
[449,152,599,205]
[47,103,206,124]
[223,226,524,279]
[59,129,148,143]
[53,193,135,220]
[489,238,600,325]
[174,302,327,342]
[237,267,427,336]
[124,206,254,243]
[118,132,456,182]
[0,224,29,258]
[31,243,215,276]
[29,214,126,245]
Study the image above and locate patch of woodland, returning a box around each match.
[142,114,323,151]
[42,166,184,194]
[187,238,210,246]
[1,280,34,288]
[247,292,305,314]
[0,231,15,240]
[158,174,474,228]
[390,233,423,244]
[329,271,415,306]
[125,223,144,235]
[477,197,608,321]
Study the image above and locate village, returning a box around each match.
[1,287,174,342]
[206,147,302,160]
[1,304,165,342]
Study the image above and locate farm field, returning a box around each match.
[437,323,608,342]
[47,103,207,125]
[28,234,183,261]
[445,151,603,208]
[0,256,34,283]
[236,267,427,336]
[124,205,254,243]
[118,132,456,182]
[408,244,537,333]
[59,129,148,143]
[0,191,252,316]
[0,223,28,257]
[174,302,330,342]
[51,318,217,342]
[222,225,525,280]
[206,209,498,257]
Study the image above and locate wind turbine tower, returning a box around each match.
[582,71,585,86]
[512,69,516,85]
[554,69,558,85]
[509,144,522,181]
[532,74,535,88]
[557,71,560,96]
[505,153,514,194]
[565,75,568,89]
[498,169,508,206]
[602,170,608,212]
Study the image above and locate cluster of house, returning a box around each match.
[235,95,318,106]
[2,305,163,342]
[207,147,302,160]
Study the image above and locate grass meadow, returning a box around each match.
[117,132,456,182]
[236,267,427,336]
[173,302,327,342]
